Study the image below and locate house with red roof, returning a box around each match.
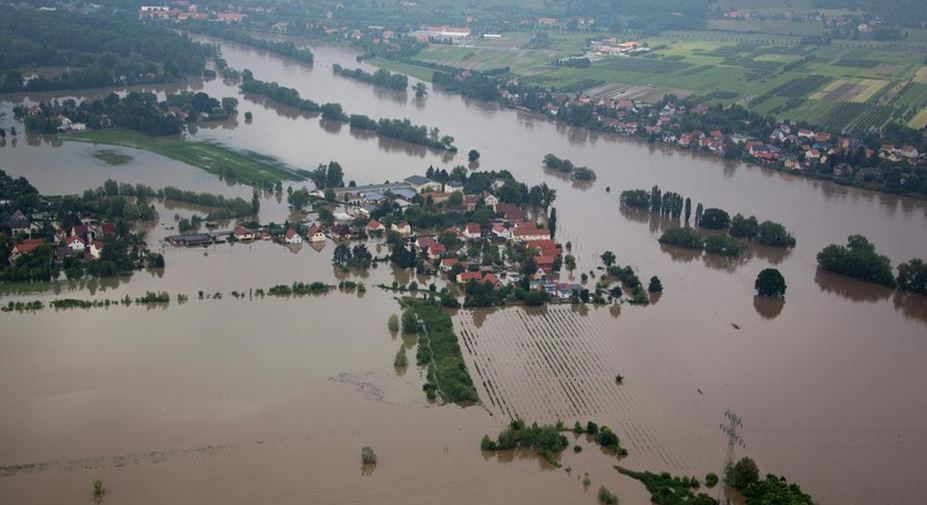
[534,255,557,270]
[456,270,500,287]
[10,238,45,259]
[496,203,527,222]
[391,220,412,236]
[491,223,511,239]
[422,191,451,204]
[416,235,437,250]
[463,194,481,211]
[66,236,86,252]
[366,219,385,233]
[463,223,481,239]
[284,228,303,244]
[306,223,326,243]
[512,224,549,242]
[427,243,447,260]
[233,226,256,241]
[525,239,560,257]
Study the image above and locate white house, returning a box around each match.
[483,193,499,211]
[66,236,86,252]
[391,220,412,236]
[234,226,257,241]
[491,223,511,239]
[444,180,464,192]
[284,228,303,244]
[89,240,103,259]
[306,223,326,243]
[463,223,481,239]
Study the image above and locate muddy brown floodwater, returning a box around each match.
[1,35,927,505]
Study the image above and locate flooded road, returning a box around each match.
[1,35,927,505]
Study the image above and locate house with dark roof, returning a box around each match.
[7,210,29,230]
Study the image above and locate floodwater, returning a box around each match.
[1,35,927,505]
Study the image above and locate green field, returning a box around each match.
[381,28,927,132]
[365,57,436,82]
[68,129,306,187]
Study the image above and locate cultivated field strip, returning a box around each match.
[453,306,721,473]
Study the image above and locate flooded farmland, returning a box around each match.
[2,34,927,505]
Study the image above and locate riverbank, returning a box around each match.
[365,56,927,202]
[67,129,307,188]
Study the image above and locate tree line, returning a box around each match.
[332,64,408,91]
[240,70,456,151]
[622,185,796,257]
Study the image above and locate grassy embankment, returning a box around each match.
[69,129,306,187]
[402,298,479,404]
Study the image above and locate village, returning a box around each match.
[502,89,924,176]
[165,172,602,304]
[1,171,161,283]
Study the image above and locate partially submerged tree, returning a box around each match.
[755,268,786,297]
[361,446,377,465]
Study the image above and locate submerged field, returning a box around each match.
[385,29,927,132]
[454,306,721,473]
[68,129,307,187]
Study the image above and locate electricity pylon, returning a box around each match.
[719,409,746,505]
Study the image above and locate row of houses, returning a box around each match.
[139,4,245,21]
[8,219,113,263]
[518,88,924,176]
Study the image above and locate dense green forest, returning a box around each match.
[0,7,213,93]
